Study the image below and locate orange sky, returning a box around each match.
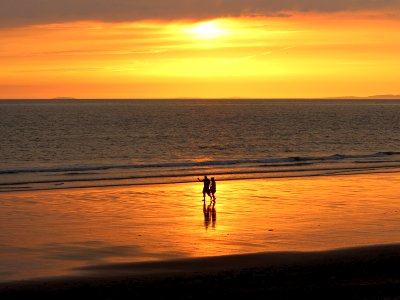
[1,11,399,99]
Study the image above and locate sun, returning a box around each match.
[186,20,227,39]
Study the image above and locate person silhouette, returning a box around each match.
[198,175,211,201]
[210,177,216,203]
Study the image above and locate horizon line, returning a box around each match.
[1,95,400,101]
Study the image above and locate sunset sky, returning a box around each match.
[1,0,400,99]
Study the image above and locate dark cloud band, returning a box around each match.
[1,0,399,27]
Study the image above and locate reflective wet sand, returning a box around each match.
[1,172,399,281]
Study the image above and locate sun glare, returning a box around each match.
[186,21,227,39]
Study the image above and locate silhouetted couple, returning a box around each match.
[197,175,216,203]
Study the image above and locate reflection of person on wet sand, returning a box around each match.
[203,202,210,229]
[210,177,216,203]
[203,201,216,230]
[211,205,216,229]
[198,175,211,201]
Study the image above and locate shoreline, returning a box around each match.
[3,166,400,194]
[1,243,399,299]
[2,150,400,194]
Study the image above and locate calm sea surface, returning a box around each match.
[1,99,400,191]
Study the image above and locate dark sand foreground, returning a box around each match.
[1,244,399,299]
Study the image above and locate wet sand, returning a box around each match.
[1,172,400,298]
[1,244,399,299]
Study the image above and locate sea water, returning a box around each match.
[1,99,400,191]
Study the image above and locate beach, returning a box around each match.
[1,172,400,298]
[0,244,399,299]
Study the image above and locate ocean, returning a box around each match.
[1,99,400,192]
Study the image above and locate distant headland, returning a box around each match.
[326,94,400,100]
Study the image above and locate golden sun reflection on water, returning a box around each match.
[1,172,400,280]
